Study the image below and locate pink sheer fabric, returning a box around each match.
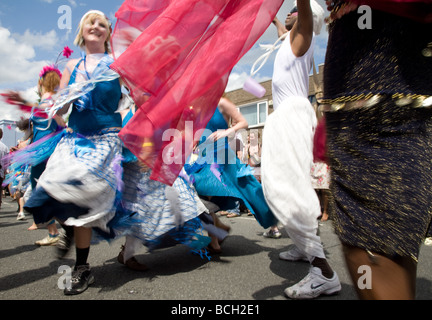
[350,0,432,23]
[111,0,283,185]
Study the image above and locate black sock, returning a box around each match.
[62,224,74,239]
[311,257,334,279]
[75,247,90,268]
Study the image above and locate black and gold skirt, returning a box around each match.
[325,97,432,261]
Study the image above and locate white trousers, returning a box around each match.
[261,96,325,260]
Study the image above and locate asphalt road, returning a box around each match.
[1,195,431,305]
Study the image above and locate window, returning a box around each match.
[238,101,268,127]
[308,95,317,105]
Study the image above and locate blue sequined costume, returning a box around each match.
[185,107,277,229]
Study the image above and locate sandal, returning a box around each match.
[117,245,148,271]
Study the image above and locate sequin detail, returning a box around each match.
[323,10,432,105]
[325,97,432,261]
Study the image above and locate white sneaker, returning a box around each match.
[16,212,26,220]
[263,229,282,239]
[425,237,432,246]
[284,267,341,299]
[279,246,309,262]
[35,234,60,246]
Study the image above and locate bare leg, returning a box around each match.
[18,196,24,213]
[210,211,231,234]
[209,235,221,252]
[342,244,417,300]
[208,212,225,253]
[47,221,59,236]
[320,192,329,221]
[74,226,92,249]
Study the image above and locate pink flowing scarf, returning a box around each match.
[349,0,432,23]
[111,0,283,185]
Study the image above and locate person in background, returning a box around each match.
[5,66,67,243]
[186,95,278,237]
[0,128,10,209]
[5,120,33,221]
[31,67,65,245]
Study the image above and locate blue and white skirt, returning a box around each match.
[118,162,208,251]
[24,129,123,232]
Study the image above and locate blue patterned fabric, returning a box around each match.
[121,108,137,163]
[30,113,60,189]
[117,161,208,251]
[102,107,210,251]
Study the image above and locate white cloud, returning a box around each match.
[13,29,58,49]
[21,86,40,104]
[0,101,27,121]
[226,72,249,92]
[68,0,78,7]
[0,27,52,86]
[0,26,53,120]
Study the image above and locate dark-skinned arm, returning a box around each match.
[290,0,314,57]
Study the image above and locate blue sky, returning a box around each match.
[0,0,329,120]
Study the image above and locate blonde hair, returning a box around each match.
[74,12,112,53]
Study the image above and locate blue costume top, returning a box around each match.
[29,111,60,190]
[203,106,227,134]
[68,55,122,134]
[31,115,58,143]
